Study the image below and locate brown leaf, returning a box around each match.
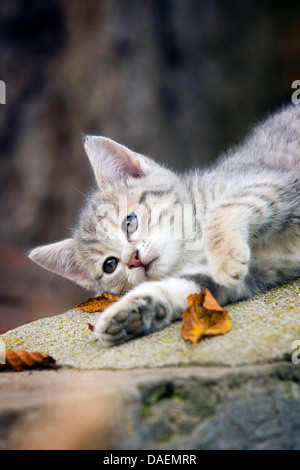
[76,293,122,313]
[181,288,232,346]
[87,323,95,332]
[0,350,56,372]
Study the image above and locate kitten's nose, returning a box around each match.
[128,251,142,268]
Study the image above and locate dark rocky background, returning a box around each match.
[0,0,300,332]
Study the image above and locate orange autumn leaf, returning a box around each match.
[0,350,56,372]
[76,293,122,313]
[181,288,232,346]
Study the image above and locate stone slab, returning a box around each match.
[1,281,300,369]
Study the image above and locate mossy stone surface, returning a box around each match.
[1,280,300,370]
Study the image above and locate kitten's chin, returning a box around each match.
[128,254,176,285]
[127,263,162,284]
[144,257,162,280]
[145,271,162,281]
[145,258,176,282]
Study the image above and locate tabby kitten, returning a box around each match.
[29,104,300,346]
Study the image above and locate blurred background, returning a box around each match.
[0,0,300,333]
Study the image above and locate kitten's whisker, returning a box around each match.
[75,187,89,198]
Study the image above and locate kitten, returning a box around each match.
[29,104,300,347]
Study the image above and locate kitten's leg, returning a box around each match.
[205,184,300,288]
[205,206,251,288]
[94,275,218,347]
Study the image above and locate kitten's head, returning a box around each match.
[29,136,185,294]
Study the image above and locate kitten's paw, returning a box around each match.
[94,294,170,347]
[209,243,250,288]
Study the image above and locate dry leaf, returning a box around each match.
[76,293,122,313]
[181,288,232,346]
[87,323,95,332]
[0,350,56,372]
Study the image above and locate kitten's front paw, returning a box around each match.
[94,294,170,347]
[208,242,250,288]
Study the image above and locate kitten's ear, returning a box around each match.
[83,135,149,187]
[28,239,90,289]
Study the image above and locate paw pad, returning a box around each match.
[155,305,166,319]
[126,319,143,335]
[106,325,121,335]
[115,311,128,322]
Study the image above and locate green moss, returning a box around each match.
[3,337,24,349]
[141,383,189,421]
[142,383,189,408]
[141,403,153,419]
[159,433,171,443]
[143,383,175,406]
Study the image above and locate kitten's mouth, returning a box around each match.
[144,256,159,276]
[128,251,160,277]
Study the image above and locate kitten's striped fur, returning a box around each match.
[30,104,300,346]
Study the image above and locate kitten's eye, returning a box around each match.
[103,257,118,274]
[123,214,138,235]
